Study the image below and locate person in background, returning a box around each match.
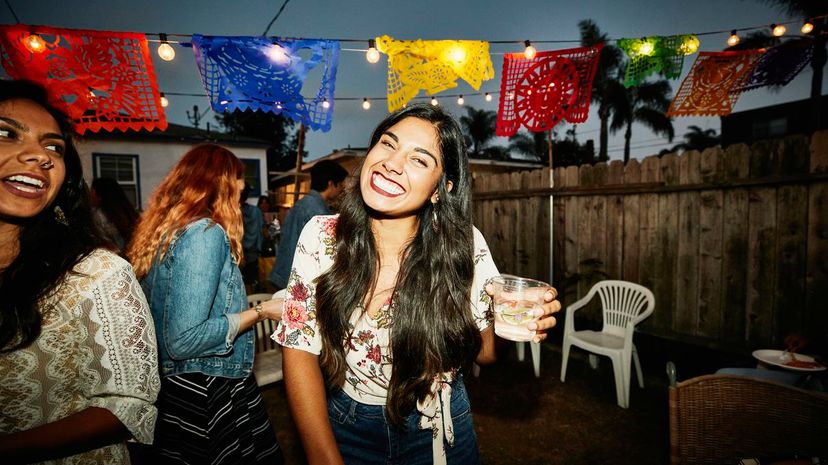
[258,194,279,258]
[240,183,264,290]
[90,176,139,254]
[275,104,561,464]
[0,80,160,464]
[269,159,347,290]
[127,144,283,465]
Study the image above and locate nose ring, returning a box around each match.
[41,159,54,169]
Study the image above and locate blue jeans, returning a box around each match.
[327,377,481,465]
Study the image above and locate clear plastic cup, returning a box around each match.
[491,275,550,342]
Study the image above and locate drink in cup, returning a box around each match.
[491,275,549,342]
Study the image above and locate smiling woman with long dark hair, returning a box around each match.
[275,104,562,464]
[0,80,160,464]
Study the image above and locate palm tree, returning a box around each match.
[758,1,827,99]
[579,19,625,161]
[508,130,548,161]
[670,125,720,153]
[459,106,498,158]
[610,77,675,163]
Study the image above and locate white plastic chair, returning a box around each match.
[559,280,655,408]
[248,293,283,387]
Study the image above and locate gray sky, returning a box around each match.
[2,0,822,161]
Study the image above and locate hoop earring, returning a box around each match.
[431,206,439,232]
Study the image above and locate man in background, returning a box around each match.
[269,160,348,290]
[240,183,264,291]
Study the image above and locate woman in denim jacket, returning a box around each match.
[128,144,284,464]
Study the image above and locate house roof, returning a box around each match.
[78,122,272,148]
[268,147,544,184]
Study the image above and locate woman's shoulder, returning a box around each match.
[304,214,338,237]
[57,248,138,294]
[175,218,229,246]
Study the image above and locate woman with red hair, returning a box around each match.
[128,144,283,464]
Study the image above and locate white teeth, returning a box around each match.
[373,173,404,195]
[6,175,44,188]
[14,184,37,193]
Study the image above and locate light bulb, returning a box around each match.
[157,34,175,61]
[457,95,464,105]
[275,102,283,110]
[801,20,814,34]
[680,36,699,55]
[160,93,169,108]
[523,40,537,59]
[485,92,492,102]
[322,98,330,109]
[366,39,380,63]
[771,23,786,37]
[431,96,438,106]
[727,30,740,46]
[447,45,466,63]
[638,41,654,56]
[23,34,46,53]
[265,44,290,66]
[362,98,371,110]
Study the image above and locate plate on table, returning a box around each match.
[752,349,826,372]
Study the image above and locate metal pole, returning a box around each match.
[547,129,555,285]
[292,123,306,204]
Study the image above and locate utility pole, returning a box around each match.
[292,123,306,203]
[186,105,202,129]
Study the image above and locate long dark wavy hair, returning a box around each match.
[91,177,139,248]
[0,80,100,352]
[315,104,478,426]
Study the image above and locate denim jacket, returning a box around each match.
[141,218,254,379]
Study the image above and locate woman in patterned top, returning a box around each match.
[276,104,561,464]
[0,80,160,464]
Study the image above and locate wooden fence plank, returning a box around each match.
[674,150,701,336]
[623,160,641,284]
[655,153,680,334]
[606,160,625,281]
[721,145,751,346]
[639,155,662,332]
[563,165,581,308]
[697,147,724,339]
[805,182,828,348]
[774,184,808,345]
[746,143,778,347]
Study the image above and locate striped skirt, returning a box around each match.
[153,373,283,465]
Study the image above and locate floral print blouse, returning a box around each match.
[274,215,499,405]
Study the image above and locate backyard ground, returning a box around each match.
[261,332,751,464]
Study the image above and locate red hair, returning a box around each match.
[128,144,245,279]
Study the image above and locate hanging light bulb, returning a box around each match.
[159,92,169,108]
[275,101,283,110]
[366,38,380,63]
[447,45,466,63]
[727,30,741,46]
[157,33,176,61]
[265,43,291,66]
[801,19,814,34]
[428,96,438,106]
[771,23,786,37]
[680,36,699,55]
[523,40,537,59]
[322,98,330,109]
[362,98,371,110]
[457,95,464,106]
[485,92,492,102]
[23,33,46,53]
[638,40,655,56]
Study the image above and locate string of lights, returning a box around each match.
[13,13,827,111]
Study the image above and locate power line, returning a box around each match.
[262,0,292,36]
[2,0,19,23]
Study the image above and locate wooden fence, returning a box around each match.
[472,130,828,352]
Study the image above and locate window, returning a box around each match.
[241,159,262,197]
[92,153,141,209]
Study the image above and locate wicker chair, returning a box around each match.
[668,372,828,465]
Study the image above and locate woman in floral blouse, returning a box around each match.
[0,80,159,464]
[276,104,561,465]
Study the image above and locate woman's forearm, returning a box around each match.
[282,348,345,465]
[0,407,130,464]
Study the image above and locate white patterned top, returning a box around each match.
[0,248,160,465]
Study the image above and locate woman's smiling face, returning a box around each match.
[359,117,446,219]
[0,98,66,222]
